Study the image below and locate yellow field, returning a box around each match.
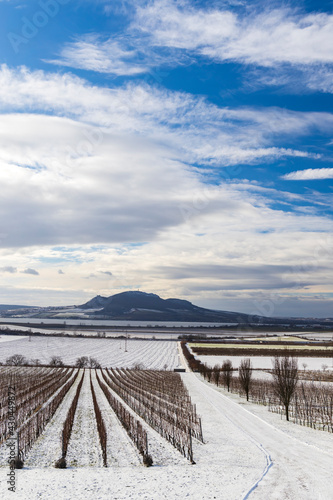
[245,336,309,343]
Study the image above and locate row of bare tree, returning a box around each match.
[201,355,299,421]
[182,341,300,422]
[17,369,80,464]
[96,370,150,465]
[102,368,202,463]
[1,368,74,444]
[90,372,107,467]
[197,351,332,430]
[59,370,85,465]
[4,353,101,368]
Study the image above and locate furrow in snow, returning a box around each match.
[65,371,103,468]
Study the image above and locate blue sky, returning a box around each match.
[0,0,332,317]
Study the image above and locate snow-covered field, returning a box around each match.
[1,371,332,499]
[0,324,183,338]
[0,337,180,369]
[0,335,26,343]
[196,354,333,372]
[0,342,332,499]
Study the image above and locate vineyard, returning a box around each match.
[0,345,332,499]
[182,342,333,433]
[190,341,333,357]
[248,378,333,432]
[0,365,202,470]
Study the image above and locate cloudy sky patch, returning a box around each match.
[0,0,332,316]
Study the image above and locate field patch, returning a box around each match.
[190,342,333,357]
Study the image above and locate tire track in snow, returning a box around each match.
[185,374,273,499]
[184,373,333,500]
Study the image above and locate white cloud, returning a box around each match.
[282,168,333,180]
[135,1,333,67]
[245,64,333,95]
[0,66,331,251]
[0,65,331,169]
[45,1,333,94]
[0,65,332,312]
[48,35,149,76]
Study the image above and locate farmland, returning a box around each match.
[0,336,180,369]
[0,365,202,468]
[193,354,333,372]
[190,340,333,358]
[190,343,333,351]
[0,336,332,499]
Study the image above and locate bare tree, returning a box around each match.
[222,359,233,392]
[6,354,28,366]
[75,356,89,368]
[272,356,298,421]
[50,356,64,367]
[213,364,221,386]
[239,358,252,401]
[88,357,101,369]
[30,358,41,366]
[206,367,213,383]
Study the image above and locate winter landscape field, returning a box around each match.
[0,333,332,499]
[0,335,180,370]
[2,0,333,497]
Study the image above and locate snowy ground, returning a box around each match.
[0,337,180,369]
[196,354,333,372]
[0,335,26,343]
[23,372,82,468]
[0,344,332,499]
[1,370,332,499]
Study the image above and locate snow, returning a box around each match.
[197,354,333,372]
[1,342,333,499]
[189,374,333,499]
[0,337,180,369]
[65,371,103,468]
[0,335,26,343]
[90,371,141,468]
[100,370,190,468]
[24,372,82,468]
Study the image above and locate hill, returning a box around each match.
[79,291,258,323]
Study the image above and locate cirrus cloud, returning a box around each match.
[282,168,333,181]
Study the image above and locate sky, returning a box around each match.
[0,0,332,317]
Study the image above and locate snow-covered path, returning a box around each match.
[184,373,333,500]
[181,373,268,498]
[66,371,103,468]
